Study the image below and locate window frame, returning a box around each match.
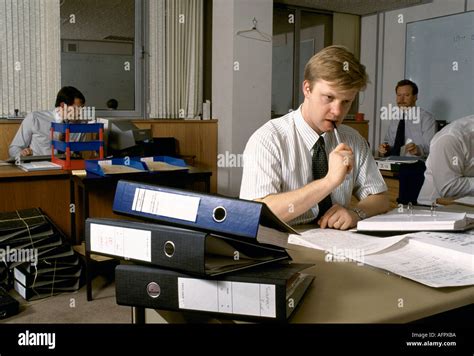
[61,0,144,118]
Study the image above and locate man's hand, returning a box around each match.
[20,148,33,157]
[405,142,420,155]
[318,204,359,230]
[378,143,390,156]
[326,143,353,187]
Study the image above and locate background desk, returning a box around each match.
[142,243,473,323]
[0,119,218,193]
[0,165,211,246]
[71,167,212,244]
[0,165,72,236]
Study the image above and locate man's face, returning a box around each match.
[58,98,84,120]
[302,79,358,135]
[396,85,417,107]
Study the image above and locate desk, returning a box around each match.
[0,165,71,236]
[142,243,473,323]
[141,205,474,323]
[71,167,212,301]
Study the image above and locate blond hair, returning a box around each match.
[304,45,368,91]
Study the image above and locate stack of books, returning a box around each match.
[0,208,82,301]
[86,180,315,322]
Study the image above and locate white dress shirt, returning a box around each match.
[383,107,436,156]
[9,110,57,157]
[418,115,474,205]
[240,107,387,225]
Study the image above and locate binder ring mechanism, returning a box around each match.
[212,206,227,223]
[146,282,161,298]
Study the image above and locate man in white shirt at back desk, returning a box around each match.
[9,86,85,158]
[378,80,436,157]
[418,115,474,205]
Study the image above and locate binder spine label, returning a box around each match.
[131,188,200,222]
[13,280,26,299]
[90,223,152,262]
[177,278,276,318]
[13,269,26,286]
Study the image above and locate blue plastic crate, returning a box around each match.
[51,122,104,133]
[52,140,103,152]
[85,158,147,176]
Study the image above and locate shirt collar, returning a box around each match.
[294,105,323,151]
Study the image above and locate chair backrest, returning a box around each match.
[397,160,426,205]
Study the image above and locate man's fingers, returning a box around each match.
[341,219,352,230]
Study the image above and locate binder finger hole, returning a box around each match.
[164,241,175,258]
[146,282,161,298]
[212,206,227,223]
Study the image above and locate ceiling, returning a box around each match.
[276,0,433,15]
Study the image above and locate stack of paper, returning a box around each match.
[356,210,470,232]
[0,208,82,300]
[17,161,62,172]
[288,228,474,288]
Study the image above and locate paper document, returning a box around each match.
[453,196,474,207]
[18,161,62,172]
[288,229,408,255]
[290,228,474,287]
[363,231,474,288]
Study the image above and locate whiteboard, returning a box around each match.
[61,53,135,110]
[405,12,473,122]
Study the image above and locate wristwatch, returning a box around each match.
[351,207,367,220]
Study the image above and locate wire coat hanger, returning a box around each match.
[236,18,272,43]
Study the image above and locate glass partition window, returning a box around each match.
[272,5,332,117]
[60,0,141,115]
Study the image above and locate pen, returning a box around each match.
[333,121,342,145]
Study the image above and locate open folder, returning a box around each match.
[357,210,472,232]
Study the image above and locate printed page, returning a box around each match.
[288,228,408,255]
[145,161,187,172]
[363,239,474,287]
[454,196,474,206]
[407,230,474,257]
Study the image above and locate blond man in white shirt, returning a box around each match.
[240,46,390,229]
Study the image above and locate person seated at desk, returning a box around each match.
[417,115,474,205]
[378,80,436,157]
[9,86,86,158]
[240,46,390,230]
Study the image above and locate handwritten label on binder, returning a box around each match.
[131,188,200,222]
[90,223,152,262]
[177,278,276,318]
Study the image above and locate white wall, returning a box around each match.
[359,14,378,146]
[213,0,273,196]
[60,0,134,41]
[360,0,469,151]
